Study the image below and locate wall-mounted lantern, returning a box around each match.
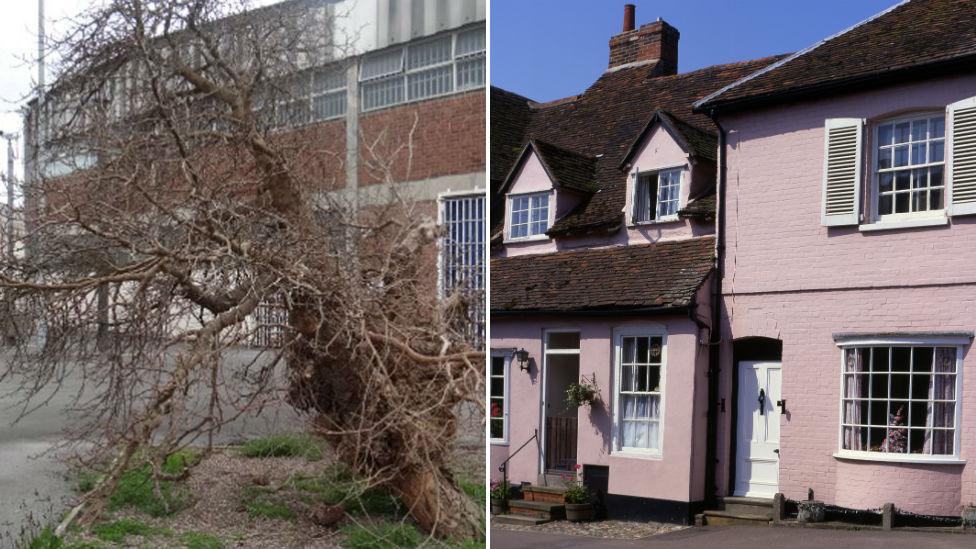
[514,348,530,372]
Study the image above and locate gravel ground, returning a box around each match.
[58,437,486,549]
[65,450,343,549]
[492,519,684,540]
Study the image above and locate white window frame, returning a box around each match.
[631,167,683,225]
[490,349,511,445]
[506,191,551,242]
[833,335,967,465]
[359,24,485,113]
[870,112,947,225]
[611,325,667,458]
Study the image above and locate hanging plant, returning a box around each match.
[565,375,599,408]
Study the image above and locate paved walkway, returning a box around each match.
[491,526,976,549]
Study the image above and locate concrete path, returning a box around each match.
[491,526,976,549]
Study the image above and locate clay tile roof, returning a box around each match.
[491,55,785,237]
[696,0,976,112]
[490,86,534,231]
[678,192,716,220]
[619,110,717,168]
[499,140,597,196]
[490,237,715,314]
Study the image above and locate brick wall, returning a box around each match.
[358,90,485,186]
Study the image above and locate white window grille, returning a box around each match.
[439,192,485,346]
[875,115,946,218]
[614,333,666,454]
[251,296,288,348]
[489,352,510,443]
[360,25,484,112]
[508,192,549,239]
[839,344,961,459]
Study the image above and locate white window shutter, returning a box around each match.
[821,118,864,226]
[947,96,976,216]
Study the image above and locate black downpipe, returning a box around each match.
[704,110,727,505]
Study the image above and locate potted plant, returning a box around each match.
[563,476,594,522]
[565,376,598,409]
[490,480,510,515]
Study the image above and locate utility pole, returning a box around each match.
[0,131,15,258]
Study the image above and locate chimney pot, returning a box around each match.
[623,4,635,32]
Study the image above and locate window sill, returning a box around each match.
[833,451,965,465]
[859,216,948,232]
[503,234,550,244]
[630,215,681,227]
[610,450,663,461]
[489,440,509,447]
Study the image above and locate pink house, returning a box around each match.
[491,0,976,526]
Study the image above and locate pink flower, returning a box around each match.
[574,464,582,471]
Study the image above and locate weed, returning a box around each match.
[340,522,420,549]
[239,434,324,460]
[90,518,157,543]
[179,531,224,549]
[454,474,485,505]
[107,450,199,516]
[21,527,62,549]
[241,486,296,520]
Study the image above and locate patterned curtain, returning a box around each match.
[843,348,865,451]
[924,348,955,455]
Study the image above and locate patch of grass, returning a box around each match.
[90,518,158,543]
[340,522,421,549]
[241,485,296,520]
[63,542,106,549]
[76,471,102,494]
[286,470,400,516]
[454,474,485,505]
[178,531,223,549]
[107,450,200,516]
[21,527,62,549]
[239,434,324,460]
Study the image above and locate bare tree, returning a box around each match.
[4,0,483,540]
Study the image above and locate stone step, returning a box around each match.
[509,499,566,520]
[702,510,773,526]
[717,496,774,518]
[537,472,573,489]
[492,514,552,526]
[523,485,567,503]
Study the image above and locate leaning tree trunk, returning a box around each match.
[287,299,483,540]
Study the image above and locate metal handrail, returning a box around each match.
[497,429,537,502]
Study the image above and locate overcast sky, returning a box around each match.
[0,0,281,187]
[0,0,81,183]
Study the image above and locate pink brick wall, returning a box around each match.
[718,73,976,515]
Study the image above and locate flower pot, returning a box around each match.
[565,502,594,522]
[490,497,508,515]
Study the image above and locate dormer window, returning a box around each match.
[634,169,682,223]
[874,114,945,219]
[509,192,550,239]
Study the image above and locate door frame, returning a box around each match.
[538,328,581,474]
[731,360,782,498]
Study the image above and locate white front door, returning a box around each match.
[734,361,781,498]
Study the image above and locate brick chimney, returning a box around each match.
[608,6,679,75]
